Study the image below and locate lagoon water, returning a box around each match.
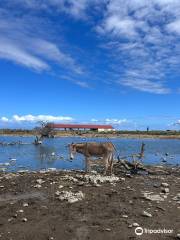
[0,136,180,172]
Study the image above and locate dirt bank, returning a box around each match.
[0,166,179,240]
[1,132,180,139]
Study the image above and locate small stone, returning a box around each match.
[8,218,13,222]
[122,215,128,218]
[49,237,54,240]
[13,214,18,218]
[132,223,139,227]
[22,218,27,222]
[177,234,180,239]
[34,184,42,188]
[120,177,125,181]
[36,179,45,184]
[17,209,24,213]
[126,174,132,178]
[23,203,28,207]
[55,191,60,196]
[104,228,111,232]
[58,185,63,189]
[161,188,169,193]
[77,181,84,186]
[142,211,152,217]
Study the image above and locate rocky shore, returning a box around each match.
[0,166,179,240]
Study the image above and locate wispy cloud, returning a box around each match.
[2,0,97,19]
[0,115,74,123]
[74,81,91,88]
[0,7,83,73]
[96,0,180,94]
[91,118,129,126]
[172,119,180,126]
[1,0,180,94]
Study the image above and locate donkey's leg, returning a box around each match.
[85,157,90,172]
[109,153,114,175]
[103,154,109,175]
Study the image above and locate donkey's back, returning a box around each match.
[83,142,114,156]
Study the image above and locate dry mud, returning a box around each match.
[0,166,179,240]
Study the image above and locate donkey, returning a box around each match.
[69,142,115,174]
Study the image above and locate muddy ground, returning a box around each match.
[0,166,179,240]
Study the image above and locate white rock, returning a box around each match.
[143,192,164,202]
[34,184,42,188]
[23,203,29,207]
[55,191,61,196]
[122,215,128,218]
[177,233,180,239]
[120,177,125,181]
[161,188,169,193]
[84,174,119,184]
[22,218,27,222]
[132,223,139,227]
[104,228,111,231]
[66,175,79,182]
[142,211,152,217]
[8,218,13,222]
[36,179,45,184]
[17,209,24,213]
[58,190,84,203]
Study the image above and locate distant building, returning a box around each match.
[48,123,114,132]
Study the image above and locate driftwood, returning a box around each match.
[115,143,147,173]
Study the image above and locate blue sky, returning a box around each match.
[0,0,180,130]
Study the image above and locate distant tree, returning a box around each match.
[36,121,55,138]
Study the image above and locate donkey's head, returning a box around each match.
[69,143,77,160]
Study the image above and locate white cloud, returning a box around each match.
[0,8,83,73]
[0,117,9,122]
[96,0,180,94]
[1,0,180,94]
[166,19,180,35]
[4,0,95,19]
[0,38,49,71]
[74,81,90,88]
[121,78,170,94]
[105,118,128,125]
[91,118,98,122]
[173,120,180,125]
[0,115,74,123]
[91,118,129,125]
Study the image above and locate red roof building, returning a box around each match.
[48,123,114,132]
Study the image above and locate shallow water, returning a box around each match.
[0,136,179,172]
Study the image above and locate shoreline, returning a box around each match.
[1,133,180,139]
